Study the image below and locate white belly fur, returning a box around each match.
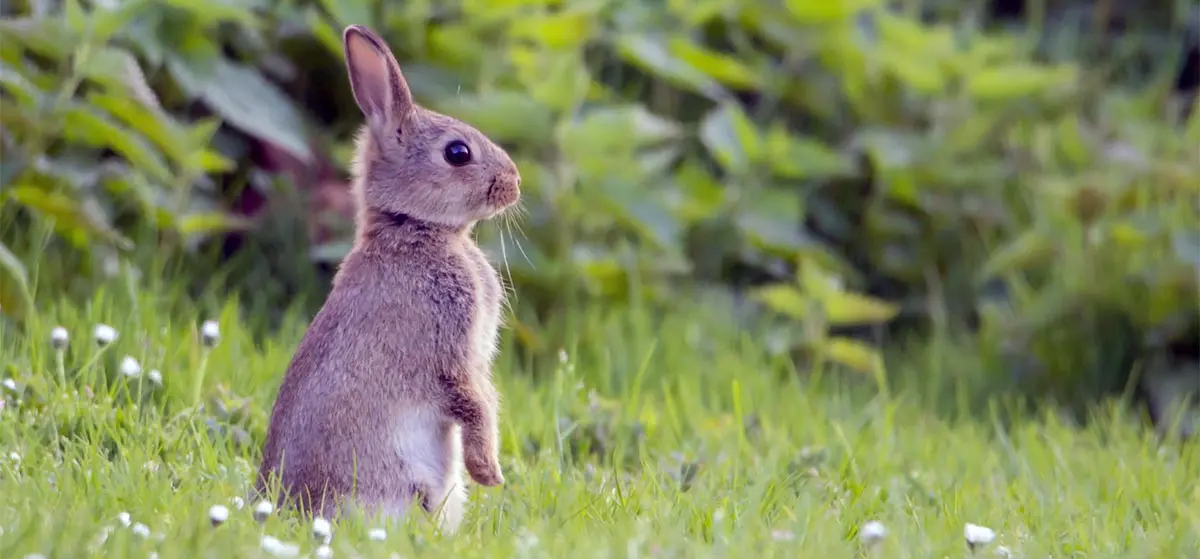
[388,405,466,533]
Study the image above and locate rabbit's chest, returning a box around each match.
[463,247,504,364]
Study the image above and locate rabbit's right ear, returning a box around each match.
[343,25,414,133]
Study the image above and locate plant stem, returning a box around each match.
[55,349,66,387]
[192,350,211,409]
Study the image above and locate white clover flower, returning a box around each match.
[119,356,142,378]
[131,522,151,538]
[201,320,221,348]
[253,500,274,522]
[94,324,118,346]
[230,496,245,510]
[209,504,229,526]
[314,545,333,559]
[312,517,332,541]
[367,528,387,541]
[260,535,300,558]
[859,520,887,546]
[51,327,69,350]
[116,511,131,527]
[148,369,162,385]
[965,523,996,550]
[1,379,16,392]
[770,529,796,542]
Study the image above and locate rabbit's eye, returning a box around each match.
[443,141,472,167]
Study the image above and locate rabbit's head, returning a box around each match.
[343,25,521,229]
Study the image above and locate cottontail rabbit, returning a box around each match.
[255,24,520,532]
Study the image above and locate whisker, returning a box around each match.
[498,221,518,312]
[507,205,535,270]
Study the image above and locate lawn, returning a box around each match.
[0,284,1196,558]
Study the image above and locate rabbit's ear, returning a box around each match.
[343,25,414,132]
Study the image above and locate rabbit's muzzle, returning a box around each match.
[486,172,521,211]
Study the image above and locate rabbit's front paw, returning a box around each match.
[465,451,504,487]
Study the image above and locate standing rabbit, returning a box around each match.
[255,24,519,533]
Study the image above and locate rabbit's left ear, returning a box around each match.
[343,25,414,134]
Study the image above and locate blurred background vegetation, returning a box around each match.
[1,0,1197,432]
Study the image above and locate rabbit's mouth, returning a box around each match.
[485,173,521,213]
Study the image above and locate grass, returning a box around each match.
[0,278,1197,558]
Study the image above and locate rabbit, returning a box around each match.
[254,24,520,533]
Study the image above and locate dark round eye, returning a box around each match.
[443,140,471,167]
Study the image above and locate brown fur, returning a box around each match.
[255,24,519,530]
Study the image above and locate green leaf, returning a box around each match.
[0,17,77,60]
[305,8,344,57]
[161,0,258,26]
[766,124,855,180]
[666,37,760,89]
[7,185,133,250]
[510,11,596,49]
[879,49,947,94]
[60,105,173,184]
[0,240,32,315]
[88,92,188,168]
[318,0,372,29]
[0,62,45,108]
[752,284,812,320]
[966,64,1077,102]
[700,103,760,175]
[439,92,555,147]
[820,290,900,326]
[785,0,876,23]
[168,57,313,163]
[823,337,884,374]
[178,212,253,236]
[976,230,1057,284]
[615,35,724,100]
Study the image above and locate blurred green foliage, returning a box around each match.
[1,0,1197,412]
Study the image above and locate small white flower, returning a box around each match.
[859,520,887,546]
[8,451,21,462]
[230,496,245,510]
[1,379,16,392]
[558,349,569,364]
[312,517,332,541]
[148,370,162,385]
[149,553,159,559]
[117,511,131,526]
[209,504,229,525]
[119,356,142,378]
[51,326,69,349]
[94,324,118,346]
[260,535,300,558]
[770,529,796,542]
[200,320,221,348]
[515,527,539,551]
[965,523,996,549]
[131,522,151,538]
[314,545,333,559]
[253,500,274,522]
[995,546,1012,558]
[367,528,387,541]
